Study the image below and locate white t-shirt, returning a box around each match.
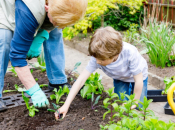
[86,42,148,82]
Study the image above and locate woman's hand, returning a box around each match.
[54,105,69,120]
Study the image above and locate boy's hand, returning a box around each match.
[54,105,69,120]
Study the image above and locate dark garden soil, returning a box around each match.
[0,69,109,130]
[64,33,175,78]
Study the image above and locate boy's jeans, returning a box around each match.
[113,77,148,108]
[0,28,67,98]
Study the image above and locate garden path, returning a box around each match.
[64,44,175,123]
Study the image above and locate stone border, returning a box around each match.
[64,41,165,89]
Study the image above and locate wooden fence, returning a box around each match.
[144,0,175,27]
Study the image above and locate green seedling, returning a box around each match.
[35,78,38,81]
[7,66,17,77]
[39,84,48,88]
[22,91,39,117]
[47,103,63,120]
[30,69,33,74]
[80,72,104,99]
[139,96,155,120]
[3,84,26,93]
[91,92,101,110]
[68,62,81,77]
[162,76,175,95]
[103,87,119,123]
[50,86,69,104]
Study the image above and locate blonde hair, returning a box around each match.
[88,26,123,60]
[49,0,87,28]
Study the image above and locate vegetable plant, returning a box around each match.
[50,86,70,104]
[91,92,101,110]
[47,103,63,120]
[68,62,81,77]
[22,91,39,117]
[3,84,26,93]
[80,72,104,99]
[162,76,175,95]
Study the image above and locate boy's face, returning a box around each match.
[96,55,119,66]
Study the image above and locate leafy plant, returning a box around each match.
[63,0,146,40]
[7,66,17,77]
[123,23,139,43]
[3,84,26,93]
[139,20,175,68]
[91,92,101,110]
[50,86,70,104]
[47,103,63,120]
[80,72,104,99]
[162,76,175,95]
[68,62,81,77]
[166,55,175,67]
[39,84,48,88]
[22,91,39,117]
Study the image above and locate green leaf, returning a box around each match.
[22,91,30,109]
[50,94,56,100]
[93,95,101,106]
[52,103,59,109]
[103,110,111,120]
[29,109,35,117]
[73,62,81,71]
[111,93,119,99]
[63,85,70,94]
[105,87,114,97]
[103,98,110,108]
[108,124,118,130]
[111,103,118,112]
[80,85,92,98]
[3,90,17,93]
[47,109,56,112]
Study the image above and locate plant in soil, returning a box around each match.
[162,76,175,95]
[91,92,101,110]
[47,103,63,120]
[67,62,81,83]
[50,86,70,104]
[99,88,174,130]
[22,91,39,117]
[80,72,104,99]
[3,84,26,93]
[7,66,18,77]
[139,20,175,68]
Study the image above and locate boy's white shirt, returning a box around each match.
[86,42,148,82]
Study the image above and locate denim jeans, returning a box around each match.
[0,29,13,98]
[43,28,67,84]
[113,77,148,108]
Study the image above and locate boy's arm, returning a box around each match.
[55,69,91,119]
[132,72,143,109]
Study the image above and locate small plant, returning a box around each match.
[39,84,48,88]
[91,92,101,110]
[139,20,175,68]
[50,86,70,104]
[162,76,175,95]
[3,84,26,93]
[80,72,104,99]
[47,103,63,120]
[68,62,81,77]
[166,55,175,67]
[22,91,39,117]
[8,66,17,77]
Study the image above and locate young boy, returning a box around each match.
[55,26,148,120]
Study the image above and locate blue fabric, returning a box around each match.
[113,77,148,108]
[0,29,13,98]
[9,0,39,67]
[43,28,67,84]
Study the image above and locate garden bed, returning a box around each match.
[1,69,109,130]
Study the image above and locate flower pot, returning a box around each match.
[164,99,175,115]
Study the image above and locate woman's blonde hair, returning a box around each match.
[49,0,87,28]
[88,26,123,60]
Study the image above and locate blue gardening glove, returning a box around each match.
[26,29,49,60]
[25,83,50,108]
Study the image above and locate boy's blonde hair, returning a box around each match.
[49,0,87,28]
[88,26,123,60]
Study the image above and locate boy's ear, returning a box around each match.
[45,5,49,12]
